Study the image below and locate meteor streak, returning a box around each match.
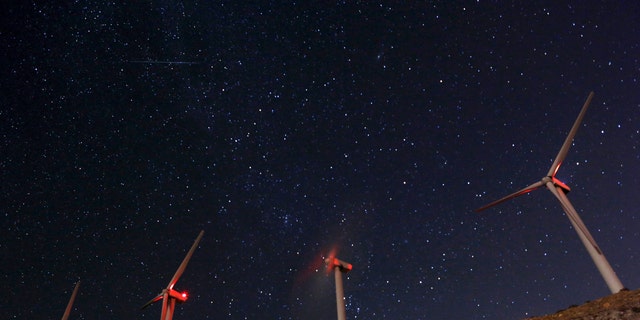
[127,60,200,65]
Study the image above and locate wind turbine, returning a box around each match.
[476,91,624,293]
[142,230,205,320]
[325,256,352,320]
[61,280,80,320]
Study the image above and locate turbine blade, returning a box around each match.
[61,280,80,320]
[168,230,204,289]
[547,92,595,177]
[140,293,163,310]
[475,181,545,212]
[545,182,602,254]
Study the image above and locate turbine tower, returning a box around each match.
[325,256,352,320]
[142,230,205,320]
[476,92,624,293]
[61,280,80,320]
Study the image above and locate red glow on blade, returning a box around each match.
[325,257,340,271]
[293,244,340,287]
[325,259,335,274]
[324,246,339,274]
[553,162,562,176]
[181,292,188,299]
[327,247,338,260]
[552,176,571,192]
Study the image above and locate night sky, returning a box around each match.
[2,2,640,319]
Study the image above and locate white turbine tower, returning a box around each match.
[325,256,352,320]
[476,92,624,293]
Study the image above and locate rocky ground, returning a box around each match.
[523,289,640,320]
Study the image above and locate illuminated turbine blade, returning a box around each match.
[168,230,204,289]
[476,181,545,212]
[546,183,602,254]
[547,92,594,177]
[140,294,164,310]
[61,281,80,320]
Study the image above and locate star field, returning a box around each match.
[1,2,640,319]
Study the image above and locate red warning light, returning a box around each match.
[168,288,189,302]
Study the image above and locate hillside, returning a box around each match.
[524,289,640,320]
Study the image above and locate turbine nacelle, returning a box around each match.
[325,257,352,273]
[142,289,189,310]
[167,288,188,303]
